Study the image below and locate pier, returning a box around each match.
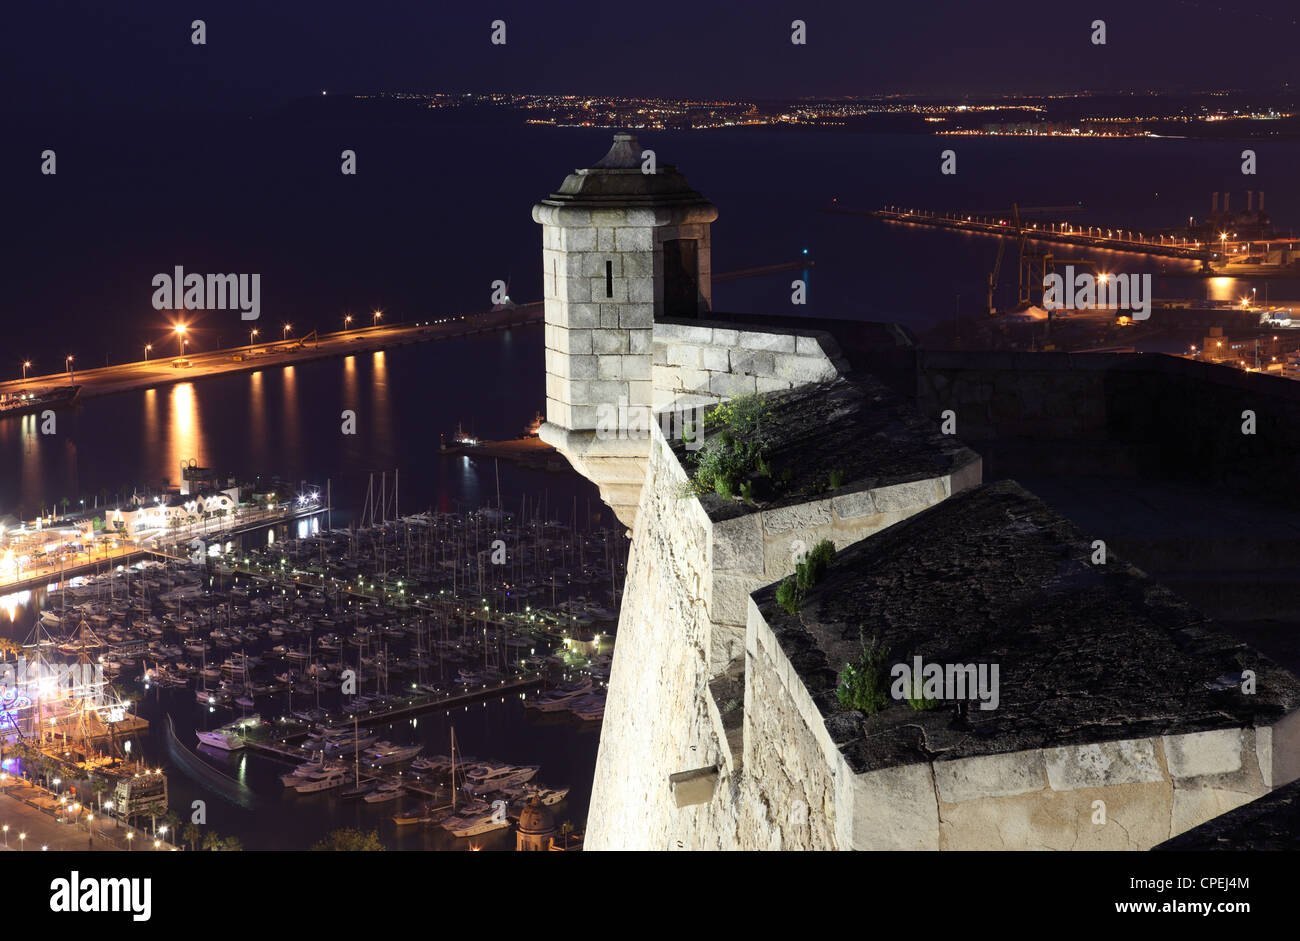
[0,307,541,404]
[0,260,815,401]
[837,206,1226,261]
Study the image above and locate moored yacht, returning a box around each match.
[196,715,261,751]
[462,762,540,796]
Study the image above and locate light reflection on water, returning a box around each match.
[0,329,598,525]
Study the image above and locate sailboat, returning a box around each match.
[396,727,464,826]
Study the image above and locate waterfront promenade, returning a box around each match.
[0,778,174,852]
[0,502,327,595]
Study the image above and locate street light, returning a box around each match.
[144,344,152,361]
[21,360,31,380]
[174,322,187,357]
[345,314,353,330]
[250,328,259,346]
[66,355,74,381]
[18,832,25,851]
[373,310,382,327]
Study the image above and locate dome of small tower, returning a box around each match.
[536,132,717,213]
[517,795,555,836]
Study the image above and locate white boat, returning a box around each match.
[362,781,404,803]
[196,715,261,751]
[293,768,348,793]
[410,754,459,775]
[279,759,336,786]
[462,762,540,796]
[446,804,509,838]
[569,694,606,721]
[524,678,594,712]
[363,742,422,767]
[524,784,570,806]
[439,798,490,832]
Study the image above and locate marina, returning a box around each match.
[1,492,619,850]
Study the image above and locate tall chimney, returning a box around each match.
[1223,192,1230,214]
[1247,191,1254,212]
[1258,191,1265,213]
[1211,192,1219,214]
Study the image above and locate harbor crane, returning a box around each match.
[987,204,1098,314]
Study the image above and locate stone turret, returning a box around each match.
[534,133,717,526]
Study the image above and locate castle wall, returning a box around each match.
[585,422,742,850]
[587,405,978,849]
[653,320,847,411]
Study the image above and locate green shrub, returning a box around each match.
[837,633,890,715]
[680,394,772,500]
[775,577,800,615]
[828,468,845,489]
[774,539,836,614]
[795,538,835,590]
[714,475,734,500]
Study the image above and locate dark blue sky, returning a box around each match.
[7,0,1298,114]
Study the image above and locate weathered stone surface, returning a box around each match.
[1162,729,1244,780]
[934,751,1047,803]
[845,763,940,850]
[1045,740,1165,790]
[939,780,1174,850]
[738,331,797,353]
[712,514,764,573]
[831,489,876,520]
[1169,785,1257,836]
[761,501,832,535]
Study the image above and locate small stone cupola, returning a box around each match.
[515,795,557,851]
[533,132,718,434]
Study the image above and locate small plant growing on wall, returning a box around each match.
[774,539,837,615]
[775,577,801,614]
[680,393,773,499]
[837,631,890,716]
[828,468,845,489]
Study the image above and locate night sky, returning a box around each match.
[7,0,1298,115]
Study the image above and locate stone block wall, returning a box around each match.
[586,413,981,848]
[537,205,657,431]
[585,420,743,850]
[653,319,849,411]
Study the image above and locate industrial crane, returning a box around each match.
[986,203,1095,314]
